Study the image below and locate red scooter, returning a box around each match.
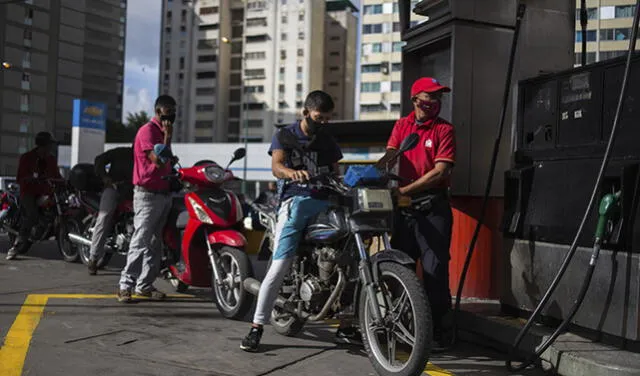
[162,148,253,319]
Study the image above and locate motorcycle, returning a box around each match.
[161,147,254,319]
[242,129,431,376]
[0,184,20,244]
[67,181,134,268]
[2,178,83,261]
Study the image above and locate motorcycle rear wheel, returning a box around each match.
[359,262,432,376]
[211,246,254,320]
[78,216,113,268]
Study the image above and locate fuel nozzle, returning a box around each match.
[595,191,622,242]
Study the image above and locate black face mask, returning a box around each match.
[305,116,322,136]
[160,113,176,124]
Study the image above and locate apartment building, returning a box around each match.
[357,0,422,120]
[160,0,358,143]
[324,0,358,121]
[574,0,637,65]
[0,0,126,175]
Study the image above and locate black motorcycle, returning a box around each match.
[2,178,83,261]
[243,130,431,376]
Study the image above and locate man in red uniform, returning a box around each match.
[387,77,456,349]
[7,132,62,260]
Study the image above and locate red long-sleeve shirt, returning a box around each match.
[16,149,62,197]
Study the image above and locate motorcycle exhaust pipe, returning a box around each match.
[3,226,18,235]
[68,233,92,247]
[243,278,303,317]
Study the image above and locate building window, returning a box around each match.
[246,51,266,60]
[393,22,401,32]
[575,7,598,20]
[231,42,242,54]
[296,101,303,108]
[22,51,31,68]
[363,4,382,14]
[179,73,184,79]
[229,105,240,117]
[197,71,217,79]
[20,94,29,112]
[198,55,217,62]
[233,26,243,37]
[247,119,263,127]
[393,3,399,13]
[600,28,631,41]
[280,50,287,59]
[164,58,171,69]
[245,69,265,78]
[196,87,216,95]
[196,104,215,112]
[329,66,339,71]
[575,30,597,42]
[329,51,340,56]
[297,49,304,56]
[230,73,241,86]
[200,6,219,15]
[195,121,213,128]
[371,43,382,53]
[330,36,340,41]
[391,103,401,112]
[21,73,30,90]
[392,63,402,72]
[329,82,339,87]
[278,101,289,109]
[245,85,264,93]
[281,32,287,40]
[298,32,305,40]
[298,12,304,21]
[179,57,185,69]
[296,83,303,96]
[19,117,30,133]
[247,17,267,27]
[245,103,265,110]
[361,82,381,92]
[361,104,385,113]
[199,24,219,30]
[247,1,267,11]
[391,81,401,92]
[281,15,287,24]
[362,64,381,73]
[246,34,268,43]
[297,66,302,80]
[279,84,285,93]
[600,50,626,61]
[25,7,33,25]
[392,41,405,52]
[615,5,635,18]
[198,39,217,49]
[24,29,32,46]
[230,89,241,101]
[232,56,243,69]
[363,24,383,34]
[574,52,596,65]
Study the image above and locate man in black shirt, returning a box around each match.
[88,147,134,275]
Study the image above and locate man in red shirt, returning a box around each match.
[117,95,176,303]
[6,132,62,260]
[387,77,456,349]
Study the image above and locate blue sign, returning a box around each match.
[72,99,106,131]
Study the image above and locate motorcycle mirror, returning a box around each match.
[399,133,420,153]
[232,148,246,162]
[277,129,303,152]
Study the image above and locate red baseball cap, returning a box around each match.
[410,77,451,97]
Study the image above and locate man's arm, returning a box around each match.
[398,161,453,195]
[16,154,30,186]
[94,151,111,179]
[271,150,308,181]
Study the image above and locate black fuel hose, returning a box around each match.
[505,0,640,371]
[451,2,526,346]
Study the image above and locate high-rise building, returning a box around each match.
[357,0,423,120]
[160,0,357,143]
[0,0,126,175]
[574,1,637,66]
[324,0,358,121]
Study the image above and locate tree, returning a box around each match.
[125,111,150,130]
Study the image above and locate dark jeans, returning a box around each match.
[391,196,453,330]
[15,194,38,252]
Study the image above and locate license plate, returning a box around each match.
[357,189,393,212]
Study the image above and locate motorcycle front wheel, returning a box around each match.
[359,262,432,376]
[57,218,80,263]
[211,246,254,320]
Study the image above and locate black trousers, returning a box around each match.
[391,197,453,329]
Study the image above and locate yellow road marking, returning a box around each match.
[0,293,455,376]
[0,294,49,376]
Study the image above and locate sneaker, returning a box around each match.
[336,326,363,345]
[117,289,132,303]
[240,326,263,352]
[5,247,17,260]
[87,260,98,275]
[135,287,166,300]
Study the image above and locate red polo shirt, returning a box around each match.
[133,118,171,192]
[16,149,62,197]
[387,111,456,189]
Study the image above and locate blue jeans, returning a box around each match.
[253,196,329,325]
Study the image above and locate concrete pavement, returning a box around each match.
[0,237,548,376]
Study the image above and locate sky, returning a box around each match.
[121,0,362,123]
[122,0,162,122]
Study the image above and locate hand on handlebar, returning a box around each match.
[287,169,311,182]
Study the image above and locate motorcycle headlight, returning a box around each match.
[187,197,213,224]
[204,165,226,184]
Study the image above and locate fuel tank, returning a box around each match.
[304,208,349,244]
